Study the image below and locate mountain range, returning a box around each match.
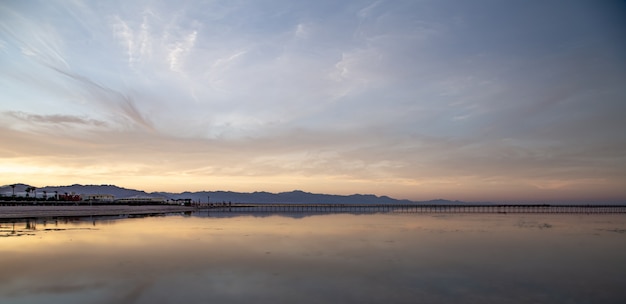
[0,183,457,204]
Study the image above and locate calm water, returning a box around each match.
[1,212,625,304]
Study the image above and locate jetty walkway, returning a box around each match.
[203,203,626,214]
[2,203,624,220]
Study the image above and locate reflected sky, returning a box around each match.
[1,213,625,304]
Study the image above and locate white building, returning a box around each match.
[85,194,115,202]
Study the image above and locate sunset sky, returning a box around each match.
[1,0,625,202]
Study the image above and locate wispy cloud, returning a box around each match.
[111,16,136,67]
[39,64,155,132]
[109,8,199,74]
[167,30,196,72]
[0,5,69,68]
[4,111,107,127]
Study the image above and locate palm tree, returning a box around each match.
[43,190,47,200]
[54,191,58,200]
[10,184,16,197]
[25,187,31,198]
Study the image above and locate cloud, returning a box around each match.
[167,30,197,72]
[294,23,308,39]
[0,5,69,68]
[38,63,155,132]
[111,16,136,67]
[108,7,200,74]
[4,281,108,297]
[4,111,107,127]
[357,1,384,19]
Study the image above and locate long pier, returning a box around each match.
[204,203,626,214]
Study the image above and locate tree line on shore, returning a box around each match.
[0,184,81,201]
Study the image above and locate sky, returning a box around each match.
[1,0,625,202]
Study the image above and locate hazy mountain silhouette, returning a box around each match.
[155,189,419,204]
[1,183,436,204]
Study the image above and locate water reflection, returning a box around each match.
[1,213,625,303]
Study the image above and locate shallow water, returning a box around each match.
[1,212,625,304]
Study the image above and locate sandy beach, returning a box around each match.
[0,205,196,220]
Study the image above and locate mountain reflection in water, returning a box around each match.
[1,213,625,304]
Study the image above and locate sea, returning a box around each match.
[1,211,625,304]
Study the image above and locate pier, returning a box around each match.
[203,203,626,214]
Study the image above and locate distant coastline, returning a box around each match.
[0,205,195,220]
[2,183,625,206]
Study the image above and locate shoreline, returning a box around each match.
[0,205,196,220]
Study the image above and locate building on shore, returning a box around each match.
[85,194,115,202]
